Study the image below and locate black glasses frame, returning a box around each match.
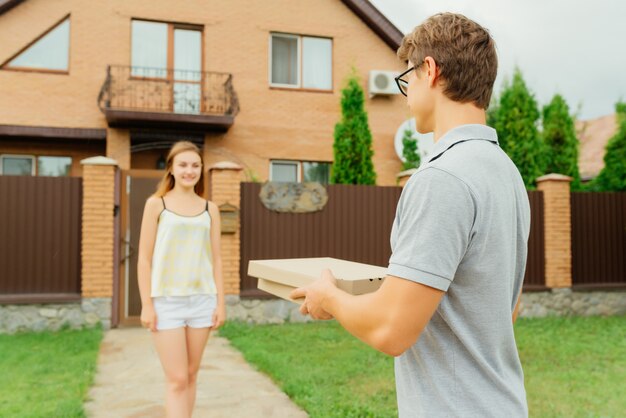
[394,62,424,96]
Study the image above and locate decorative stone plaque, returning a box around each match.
[258,182,328,213]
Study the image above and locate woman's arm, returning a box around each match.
[137,196,161,331]
[208,201,226,329]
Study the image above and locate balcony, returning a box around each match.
[98,65,239,131]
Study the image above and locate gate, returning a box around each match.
[117,170,162,325]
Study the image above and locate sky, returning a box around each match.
[370,0,626,121]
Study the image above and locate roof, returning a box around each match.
[0,0,24,15]
[340,0,404,50]
[0,0,404,51]
[576,114,618,179]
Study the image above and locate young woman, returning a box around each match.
[137,141,225,418]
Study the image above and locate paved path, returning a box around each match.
[84,328,308,418]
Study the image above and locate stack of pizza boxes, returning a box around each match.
[248,257,387,304]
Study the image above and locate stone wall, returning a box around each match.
[520,289,626,318]
[224,291,626,325]
[3,290,623,333]
[0,298,111,334]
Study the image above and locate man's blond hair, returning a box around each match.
[397,13,498,109]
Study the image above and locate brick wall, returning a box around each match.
[106,128,130,170]
[81,157,117,297]
[209,162,243,295]
[0,0,408,185]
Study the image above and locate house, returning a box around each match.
[0,0,411,330]
[576,113,618,181]
[0,0,408,185]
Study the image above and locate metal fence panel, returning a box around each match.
[0,176,82,299]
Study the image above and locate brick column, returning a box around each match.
[537,174,573,288]
[106,128,130,170]
[81,157,118,298]
[397,168,417,187]
[209,162,243,295]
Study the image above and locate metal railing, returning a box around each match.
[98,65,239,116]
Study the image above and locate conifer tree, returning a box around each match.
[401,128,420,170]
[542,94,581,189]
[331,72,376,185]
[593,102,626,191]
[492,68,546,188]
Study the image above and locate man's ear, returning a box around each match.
[424,56,439,87]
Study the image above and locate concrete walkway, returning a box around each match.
[84,328,308,418]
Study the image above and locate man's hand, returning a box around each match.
[290,269,338,320]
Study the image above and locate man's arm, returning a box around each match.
[291,271,443,357]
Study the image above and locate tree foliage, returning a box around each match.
[331,73,377,185]
[542,94,581,189]
[592,102,626,191]
[492,68,546,188]
[401,128,420,170]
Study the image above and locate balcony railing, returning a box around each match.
[98,65,239,130]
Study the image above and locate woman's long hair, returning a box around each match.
[153,141,205,197]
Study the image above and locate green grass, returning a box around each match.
[220,316,626,418]
[515,316,626,418]
[0,326,103,418]
[220,321,395,418]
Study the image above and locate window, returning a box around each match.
[270,34,332,90]
[270,160,331,184]
[131,21,168,78]
[303,162,331,184]
[270,161,300,183]
[0,155,35,175]
[131,20,203,114]
[2,17,70,72]
[0,155,72,176]
[38,156,72,176]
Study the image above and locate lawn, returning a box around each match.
[0,327,103,418]
[219,316,626,418]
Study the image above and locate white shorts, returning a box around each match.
[153,294,217,331]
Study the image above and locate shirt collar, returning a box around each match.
[428,124,499,163]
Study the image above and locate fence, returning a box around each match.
[240,183,547,296]
[0,176,82,303]
[571,192,626,288]
[525,191,546,289]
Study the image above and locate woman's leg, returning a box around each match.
[152,328,190,418]
[185,327,211,414]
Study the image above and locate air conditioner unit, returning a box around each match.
[369,70,400,97]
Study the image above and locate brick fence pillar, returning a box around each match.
[397,168,417,187]
[537,174,573,288]
[80,156,118,327]
[209,162,243,295]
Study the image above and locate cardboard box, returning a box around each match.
[248,257,388,304]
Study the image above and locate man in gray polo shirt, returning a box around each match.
[292,13,529,417]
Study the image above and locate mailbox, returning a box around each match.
[219,202,239,234]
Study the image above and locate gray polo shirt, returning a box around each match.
[388,124,530,417]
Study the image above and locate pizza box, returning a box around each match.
[248,257,387,303]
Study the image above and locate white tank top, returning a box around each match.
[150,198,216,297]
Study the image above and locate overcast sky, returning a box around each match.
[370,0,626,120]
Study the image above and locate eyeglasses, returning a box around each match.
[394,62,423,96]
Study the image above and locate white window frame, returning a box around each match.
[269,33,332,91]
[269,33,301,89]
[0,154,36,175]
[269,160,302,182]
